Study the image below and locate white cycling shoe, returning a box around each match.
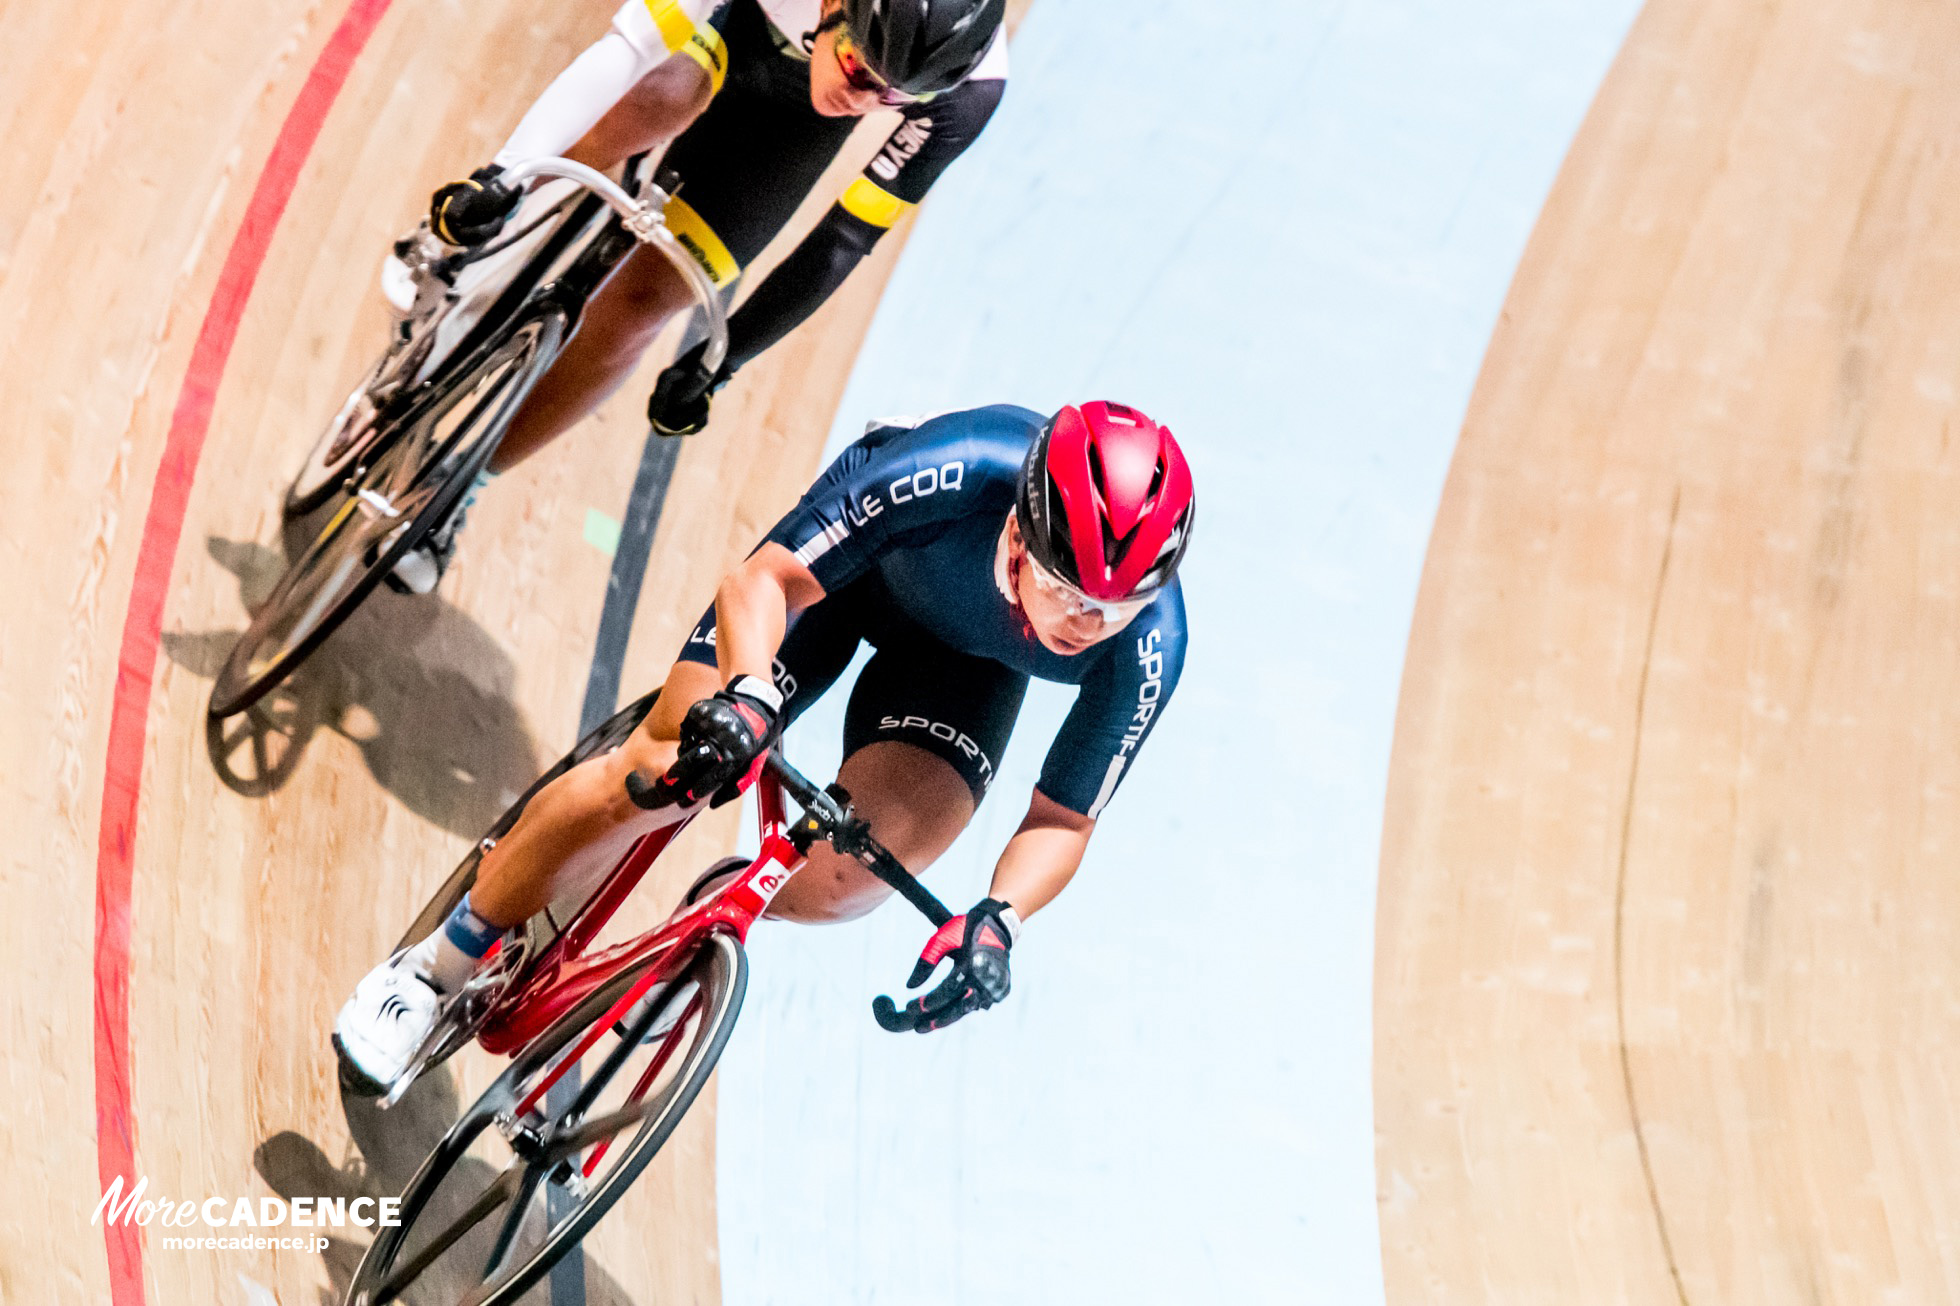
[333,955,445,1096]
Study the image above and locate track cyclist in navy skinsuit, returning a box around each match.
[336,401,1196,1090]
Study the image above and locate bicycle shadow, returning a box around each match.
[253,1074,644,1305]
[164,531,543,840]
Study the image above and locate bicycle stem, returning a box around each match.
[498,156,729,376]
[764,753,955,928]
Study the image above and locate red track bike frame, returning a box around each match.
[474,760,800,1071]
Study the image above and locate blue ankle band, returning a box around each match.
[442,892,505,958]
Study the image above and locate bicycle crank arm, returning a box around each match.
[537,1100,665,1162]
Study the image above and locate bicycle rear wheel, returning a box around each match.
[209,309,564,719]
[344,931,746,1306]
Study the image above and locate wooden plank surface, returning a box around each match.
[0,0,1026,1300]
[1375,0,1960,1301]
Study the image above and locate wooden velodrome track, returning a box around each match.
[5,0,1025,1301]
[1377,0,1960,1302]
[6,0,1955,1304]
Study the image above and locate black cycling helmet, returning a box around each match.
[841,0,1006,96]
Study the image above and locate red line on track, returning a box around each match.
[92,0,391,1298]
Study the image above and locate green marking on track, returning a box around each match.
[583,508,622,557]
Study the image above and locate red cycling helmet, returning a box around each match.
[1015,401,1196,602]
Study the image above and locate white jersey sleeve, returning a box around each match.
[494,0,728,171]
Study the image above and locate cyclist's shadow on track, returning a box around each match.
[255,1076,642,1305]
[162,530,544,840]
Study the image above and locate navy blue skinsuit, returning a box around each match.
[679,404,1186,816]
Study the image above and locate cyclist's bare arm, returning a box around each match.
[465,547,818,928]
[713,544,826,685]
[491,0,718,176]
[985,791,1094,918]
[566,57,713,171]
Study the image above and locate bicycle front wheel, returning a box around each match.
[209,310,563,718]
[284,349,408,517]
[344,931,747,1306]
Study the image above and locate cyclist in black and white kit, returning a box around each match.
[336,400,1198,1089]
[385,0,1008,591]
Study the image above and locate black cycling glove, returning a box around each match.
[676,676,783,805]
[431,165,521,246]
[885,898,1019,1033]
[648,341,734,436]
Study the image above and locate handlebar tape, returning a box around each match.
[871,995,916,1032]
[623,769,672,811]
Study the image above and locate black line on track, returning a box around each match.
[1612,485,1690,1306]
[580,431,685,733]
[547,425,684,1306]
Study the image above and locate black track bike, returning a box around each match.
[207,157,726,719]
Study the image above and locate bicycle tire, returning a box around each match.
[208,307,566,719]
[285,184,620,519]
[343,931,747,1306]
[285,351,409,517]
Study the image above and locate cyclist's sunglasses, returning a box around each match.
[1024,552,1155,623]
[815,11,934,106]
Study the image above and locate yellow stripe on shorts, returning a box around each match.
[839,177,913,229]
[662,195,740,287]
[643,0,728,94]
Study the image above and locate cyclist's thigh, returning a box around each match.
[658,0,858,283]
[768,642,1028,922]
[842,639,1028,809]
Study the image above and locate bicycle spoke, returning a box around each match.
[350,931,743,1306]
[481,1162,548,1282]
[258,550,365,672]
[563,987,667,1120]
[371,1163,524,1304]
[581,989,701,1177]
[541,1097,668,1166]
